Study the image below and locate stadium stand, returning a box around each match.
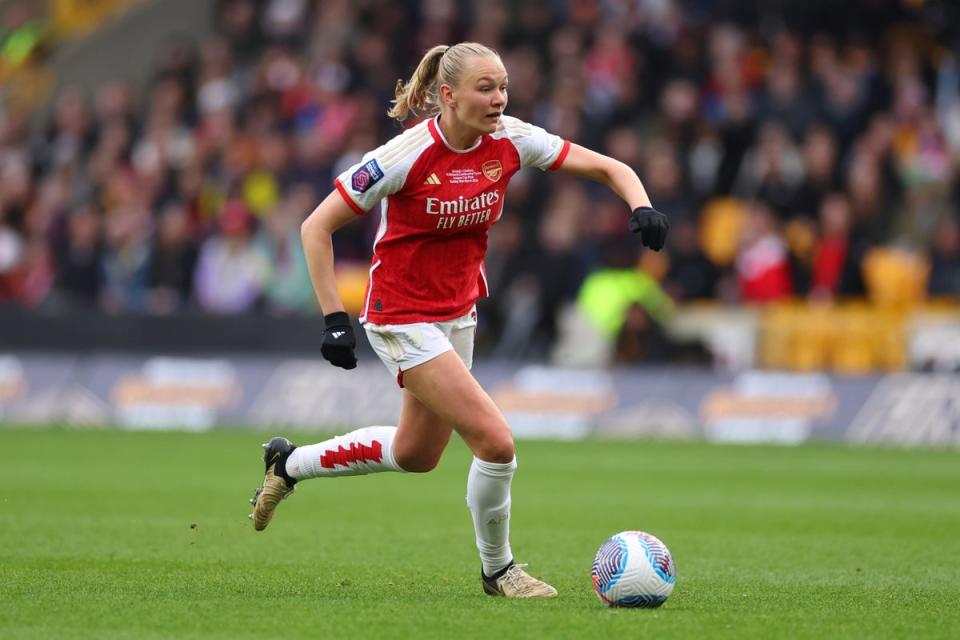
[0,0,958,372]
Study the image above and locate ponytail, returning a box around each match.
[388,45,449,121]
[387,42,501,122]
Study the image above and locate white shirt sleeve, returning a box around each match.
[333,123,434,213]
[333,147,402,213]
[500,115,570,171]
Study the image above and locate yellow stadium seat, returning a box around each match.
[699,197,747,267]
[870,311,907,370]
[829,312,875,374]
[758,301,908,373]
[791,329,830,371]
[758,304,793,368]
[334,263,371,316]
[862,247,930,308]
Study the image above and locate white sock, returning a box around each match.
[285,426,405,479]
[466,456,516,576]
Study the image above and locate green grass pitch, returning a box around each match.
[1,427,958,639]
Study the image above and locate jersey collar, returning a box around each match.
[428,115,485,154]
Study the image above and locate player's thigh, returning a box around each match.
[400,350,514,463]
[446,308,477,370]
[393,389,453,472]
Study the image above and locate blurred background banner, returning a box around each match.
[1,0,959,444]
[2,351,957,447]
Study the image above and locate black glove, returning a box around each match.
[321,311,357,369]
[629,206,669,251]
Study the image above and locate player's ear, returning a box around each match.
[439,83,456,108]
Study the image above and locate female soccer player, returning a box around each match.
[250,42,668,598]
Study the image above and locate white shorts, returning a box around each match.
[364,307,477,387]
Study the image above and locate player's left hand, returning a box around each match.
[629,206,669,251]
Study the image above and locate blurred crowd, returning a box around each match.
[1,0,959,360]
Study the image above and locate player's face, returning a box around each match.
[453,56,508,134]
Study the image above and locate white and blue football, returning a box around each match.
[592,530,676,607]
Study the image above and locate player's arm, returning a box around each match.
[558,143,651,209]
[301,191,360,369]
[301,190,356,315]
[557,143,669,250]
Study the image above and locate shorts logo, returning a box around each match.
[482,160,503,182]
[351,159,384,193]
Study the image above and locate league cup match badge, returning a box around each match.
[351,159,384,193]
[482,160,503,182]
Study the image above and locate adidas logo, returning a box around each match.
[331,331,346,339]
[424,173,441,185]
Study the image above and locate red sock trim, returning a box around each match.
[320,440,384,469]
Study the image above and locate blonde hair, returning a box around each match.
[387,42,501,122]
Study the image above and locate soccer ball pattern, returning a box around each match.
[592,531,676,607]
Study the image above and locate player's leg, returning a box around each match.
[401,350,511,460]
[282,318,463,478]
[250,393,450,531]
[250,423,404,531]
[392,389,453,472]
[251,321,457,530]
[401,350,557,598]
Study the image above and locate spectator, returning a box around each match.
[493,182,587,359]
[216,0,261,66]
[577,238,673,340]
[194,200,268,313]
[809,193,864,301]
[734,121,804,218]
[641,138,697,223]
[7,233,53,308]
[928,216,960,297]
[146,202,198,314]
[818,66,868,154]
[662,219,718,301]
[255,198,314,315]
[791,124,840,221]
[99,207,151,314]
[51,204,102,309]
[757,60,816,141]
[0,151,31,232]
[846,152,896,244]
[613,302,675,364]
[0,210,22,301]
[736,201,793,302]
[43,86,93,168]
[0,0,956,359]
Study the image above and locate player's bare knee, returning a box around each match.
[480,431,514,463]
[395,450,441,473]
[403,457,440,473]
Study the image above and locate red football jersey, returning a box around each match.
[334,115,570,324]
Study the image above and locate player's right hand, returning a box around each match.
[321,312,358,369]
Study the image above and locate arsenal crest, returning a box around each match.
[482,160,503,182]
